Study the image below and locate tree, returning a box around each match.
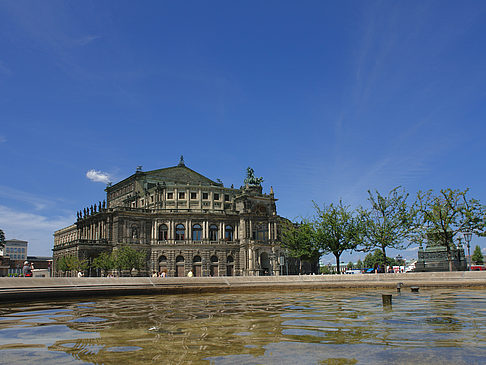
[58,255,88,275]
[113,246,148,275]
[71,256,89,273]
[347,261,354,270]
[471,245,484,265]
[359,187,415,267]
[0,229,5,248]
[92,251,114,273]
[314,201,363,274]
[56,256,68,274]
[363,249,396,270]
[414,188,486,271]
[356,259,363,269]
[281,220,320,274]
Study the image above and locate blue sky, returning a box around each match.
[0,1,485,262]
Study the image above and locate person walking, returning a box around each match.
[22,261,32,277]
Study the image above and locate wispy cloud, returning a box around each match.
[73,35,101,47]
[0,185,56,211]
[0,205,74,256]
[86,169,111,184]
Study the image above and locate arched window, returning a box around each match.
[209,224,218,241]
[175,224,185,240]
[158,224,168,240]
[159,255,168,276]
[131,225,139,239]
[226,255,234,276]
[225,225,233,241]
[175,255,185,277]
[193,255,202,277]
[192,224,202,241]
[210,255,219,277]
[159,255,168,271]
[260,252,271,275]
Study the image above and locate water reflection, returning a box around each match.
[0,289,486,364]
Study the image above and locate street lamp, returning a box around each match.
[463,232,473,271]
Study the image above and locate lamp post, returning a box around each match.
[463,232,472,271]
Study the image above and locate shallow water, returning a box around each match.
[1,289,486,364]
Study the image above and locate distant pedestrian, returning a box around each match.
[77,271,84,277]
[22,261,32,277]
[187,270,193,277]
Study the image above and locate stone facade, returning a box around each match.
[53,159,286,277]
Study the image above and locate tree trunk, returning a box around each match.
[335,253,341,274]
[446,245,453,272]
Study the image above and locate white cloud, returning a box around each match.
[86,169,111,184]
[0,205,74,256]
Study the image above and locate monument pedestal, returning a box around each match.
[415,244,466,272]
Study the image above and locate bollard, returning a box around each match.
[382,294,392,307]
[397,282,403,293]
[411,287,419,293]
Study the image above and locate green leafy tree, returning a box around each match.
[320,265,331,275]
[113,246,148,275]
[359,187,415,266]
[56,256,68,274]
[347,261,354,270]
[414,188,486,271]
[72,256,89,273]
[356,259,363,269]
[56,256,88,275]
[363,252,374,269]
[281,220,320,274]
[471,245,484,265]
[92,251,114,272]
[314,201,363,274]
[363,249,396,269]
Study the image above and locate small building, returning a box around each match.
[3,239,28,276]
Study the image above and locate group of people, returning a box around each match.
[151,270,167,278]
[22,261,34,277]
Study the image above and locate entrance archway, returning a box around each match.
[260,252,271,276]
[210,255,219,277]
[226,255,235,276]
[159,255,168,276]
[193,255,202,277]
[175,255,185,277]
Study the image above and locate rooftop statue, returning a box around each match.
[244,167,264,186]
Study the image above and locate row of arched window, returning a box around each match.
[158,224,234,241]
[159,254,235,276]
[158,255,234,263]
